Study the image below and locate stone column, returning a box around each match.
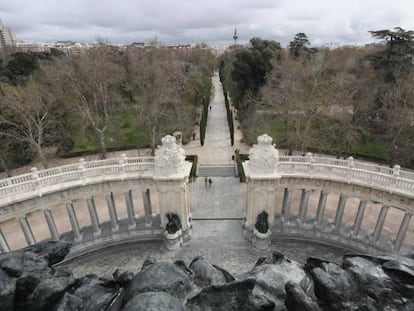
[0,229,10,253]
[19,216,36,246]
[282,188,292,222]
[106,193,119,231]
[87,197,101,236]
[124,190,136,229]
[394,212,412,251]
[299,189,311,224]
[352,200,367,237]
[372,205,389,243]
[44,208,59,241]
[142,189,153,227]
[66,203,82,241]
[316,191,329,228]
[243,134,281,243]
[153,135,193,244]
[335,194,347,231]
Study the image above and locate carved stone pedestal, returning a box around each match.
[163,229,183,251]
[252,228,271,251]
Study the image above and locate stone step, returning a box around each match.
[197,165,236,177]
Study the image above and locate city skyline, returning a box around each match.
[1,0,414,47]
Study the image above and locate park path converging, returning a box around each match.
[184,72,248,249]
[183,72,249,165]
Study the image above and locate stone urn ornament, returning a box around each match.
[252,211,272,251]
[248,134,280,176]
[163,213,183,251]
[154,135,186,177]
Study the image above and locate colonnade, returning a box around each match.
[244,134,414,254]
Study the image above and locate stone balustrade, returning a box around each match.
[276,154,414,197]
[0,135,193,257]
[0,155,155,206]
[243,134,414,256]
[2,133,414,257]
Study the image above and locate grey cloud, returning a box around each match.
[1,0,414,46]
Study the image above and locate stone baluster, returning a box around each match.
[335,194,347,231]
[87,197,101,236]
[0,229,10,253]
[124,190,136,229]
[31,167,39,192]
[352,200,367,237]
[66,203,82,241]
[119,154,127,176]
[316,191,328,227]
[306,153,314,173]
[19,216,36,246]
[282,188,292,222]
[347,156,354,180]
[78,158,85,184]
[372,205,389,243]
[142,189,153,227]
[392,165,401,185]
[106,193,119,231]
[394,212,412,251]
[299,189,311,224]
[44,208,59,241]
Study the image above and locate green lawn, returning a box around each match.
[354,141,390,162]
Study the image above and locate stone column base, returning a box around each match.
[252,228,272,251]
[163,229,183,251]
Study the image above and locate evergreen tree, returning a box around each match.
[288,33,310,58]
[368,27,414,82]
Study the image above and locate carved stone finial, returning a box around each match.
[154,135,186,176]
[248,134,279,174]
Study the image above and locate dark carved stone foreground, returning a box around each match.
[1,241,414,310]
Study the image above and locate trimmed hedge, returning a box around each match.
[185,154,198,182]
[59,145,150,159]
[223,87,234,146]
[199,96,209,146]
[235,152,248,182]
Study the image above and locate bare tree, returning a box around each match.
[0,75,58,167]
[59,45,124,158]
[126,48,186,153]
[379,71,414,165]
[258,50,360,154]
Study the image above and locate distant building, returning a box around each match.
[16,41,50,53]
[0,19,17,48]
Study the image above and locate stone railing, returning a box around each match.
[0,155,155,207]
[0,135,193,256]
[277,154,414,198]
[244,134,414,256]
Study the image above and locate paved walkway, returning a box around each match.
[183,72,249,164]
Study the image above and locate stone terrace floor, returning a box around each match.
[69,177,344,279]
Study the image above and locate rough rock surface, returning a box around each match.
[189,255,235,287]
[1,241,414,310]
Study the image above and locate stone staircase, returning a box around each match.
[197,165,236,177]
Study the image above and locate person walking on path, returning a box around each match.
[208,178,213,186]
[204,176,208,186]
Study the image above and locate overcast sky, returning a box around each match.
[1,0,414,46]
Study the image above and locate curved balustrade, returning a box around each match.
[244,139,414,256]
[0,189,163,259]
[277,155,414,197]
[1,154,413,203]
[0,135,193,257]
[0,155,155,206]
[270,188,414,255]
[1,151,414,256]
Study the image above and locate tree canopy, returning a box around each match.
[288,32,311,58]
